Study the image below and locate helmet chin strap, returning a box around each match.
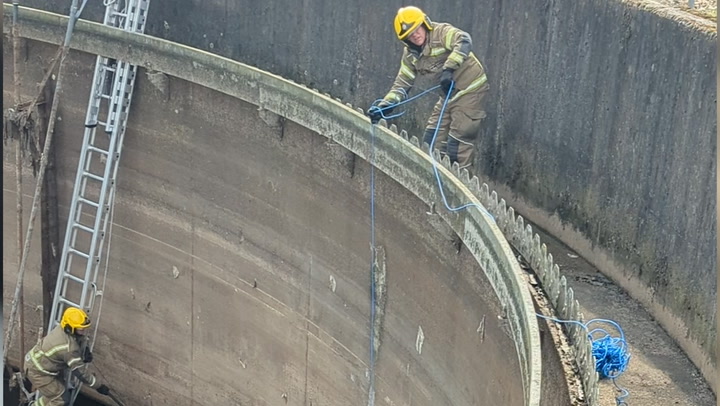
[403,39,425,54]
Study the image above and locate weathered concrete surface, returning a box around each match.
[2,8,548,405]
[12,0,714,391]
[479,5,717,395]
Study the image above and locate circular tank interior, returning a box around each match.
[3,35,533,405]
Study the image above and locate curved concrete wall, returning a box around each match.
[3,7,544,405]
[15,0,714,389]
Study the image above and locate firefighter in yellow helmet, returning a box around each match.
[24,307,111,405]
[368,6,489,170]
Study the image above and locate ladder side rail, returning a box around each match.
[133,0,149,33]
[126,0,143,32]
[87,64,141,306]
[76,57,133,310]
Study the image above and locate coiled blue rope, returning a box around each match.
[537,314,631,405]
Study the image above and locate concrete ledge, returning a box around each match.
[3,5,544,405]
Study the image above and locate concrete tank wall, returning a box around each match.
[2,8,546,405]
[13,0,714,388]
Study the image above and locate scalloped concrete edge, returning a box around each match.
[3,5,547,404]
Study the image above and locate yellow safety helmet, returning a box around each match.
[394,6,433,41]
[61,307,91,334]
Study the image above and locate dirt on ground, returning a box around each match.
[530,226,716,406]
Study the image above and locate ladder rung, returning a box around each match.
[63,273,86,284]
[68,248,90,259]
[88,146,109,155]
[72,223,94,234]
[59,297,81,309]
[77,197,100,208]
[82,171,105,182]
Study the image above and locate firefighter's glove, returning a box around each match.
[367,100,394,124]
[82,346,93,363]
[440,69,455,97]
[97,384,111,395]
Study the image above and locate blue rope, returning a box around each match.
[367,85,443,121]
[537,314,631,405]
[368,124,377,406]
[426,82,494,220]
[368,81,495,221]
[366,81,497,405]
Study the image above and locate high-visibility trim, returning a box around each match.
[28,349,58,376]
[445,29,458,49]
[429,47,447,57]
[471,53,484,70]
[396,75,413,88]
[399,61,416,80]
[385,92,402,103]
[449,133,475,145]
[447,51,465,65]
[450,74,488,103]
[44,343,69,357]
[68,357,84,369]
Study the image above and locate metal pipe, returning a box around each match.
[12,0,27,370]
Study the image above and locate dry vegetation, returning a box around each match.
[667,0,717,21]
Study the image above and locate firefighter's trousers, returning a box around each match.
[423,89,487,169]
[26,367,69,406]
